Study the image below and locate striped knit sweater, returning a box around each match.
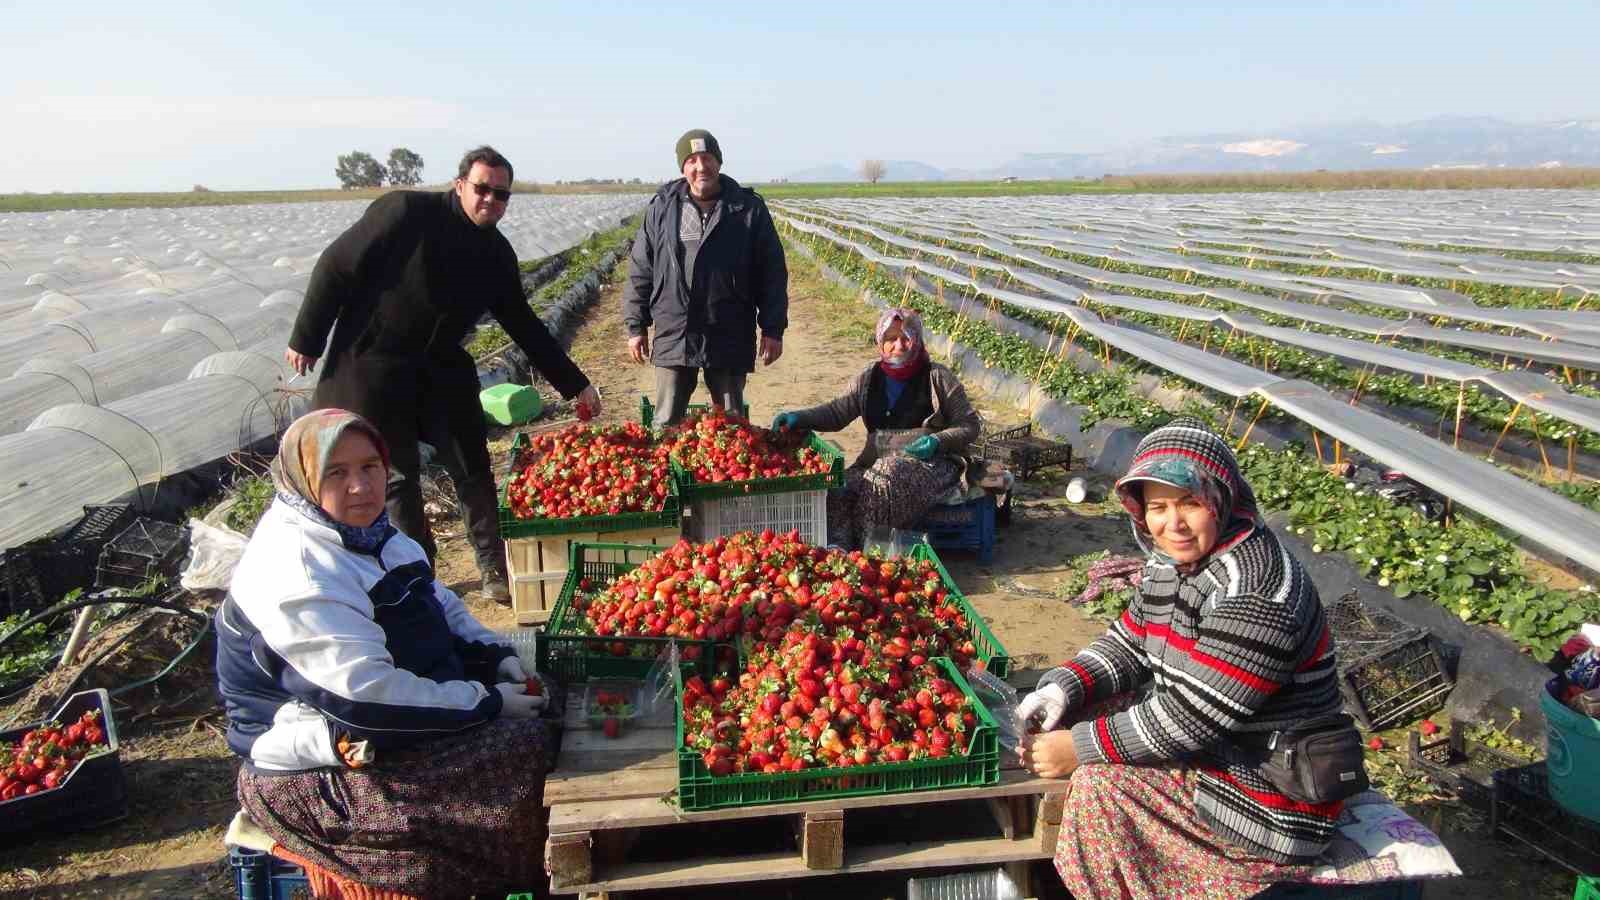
[1041,524,1346,864]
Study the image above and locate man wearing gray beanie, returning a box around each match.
[622,128,789,426]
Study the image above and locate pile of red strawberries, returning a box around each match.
[566,530,989,774]
[0,708,109,801]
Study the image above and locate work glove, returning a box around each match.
[495,682,547,719]
[771,412,801,433]
[905,434,940,460]
[497,655,532,684]
[1016,682,1068,732]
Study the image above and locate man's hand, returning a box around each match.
[1017,730,1080,779]
[284,348,318,377]
[628,334,650,364]
[759,335,783,366]
[576,384,603,419]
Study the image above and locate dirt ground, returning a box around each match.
[0,248,1582,899]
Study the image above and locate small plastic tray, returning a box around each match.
[0,688,127,840]
[977,422,1073,480]
[95,519,189,590]
[1405,722,1527,810]
[582,678,645,735]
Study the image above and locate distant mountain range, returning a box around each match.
[782,116,1600,182]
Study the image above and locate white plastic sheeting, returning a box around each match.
[786,210,1600,575]
[0,192,646,550]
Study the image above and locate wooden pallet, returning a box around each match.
[505,525,680,626]
[544,686,1067,899]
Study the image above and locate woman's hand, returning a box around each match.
[1017,683,1068,731]
[1017,730,1080,779]
[497,656,530,684]
[495,682,546,719]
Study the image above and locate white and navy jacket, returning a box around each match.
[215,498,515,770]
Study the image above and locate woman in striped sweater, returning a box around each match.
[1017,418,1346,899]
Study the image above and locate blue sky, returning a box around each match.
[2,0,1595,192]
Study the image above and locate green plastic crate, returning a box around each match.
[670,433,846,502]
[638,396,750,430]
[537,542,719,684]
[910,543,1011,679]
[479,383,544,425]
[1577,876,1599,900]
[497,431,682,540]
[674,656,1000,811]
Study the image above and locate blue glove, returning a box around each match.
[771,412,800,432]
[905,434,939,460]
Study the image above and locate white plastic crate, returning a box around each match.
[685,489,828,546]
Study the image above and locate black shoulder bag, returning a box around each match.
[1232,713,1370,805]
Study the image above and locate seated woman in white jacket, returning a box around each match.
[215,408,548,898]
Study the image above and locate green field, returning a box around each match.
[6,168,1599,213]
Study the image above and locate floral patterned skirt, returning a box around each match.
[1053,763,1314,900]
[827,455,961,548]
[237,717,550,898]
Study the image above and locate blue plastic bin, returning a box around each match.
[228,847,309,900]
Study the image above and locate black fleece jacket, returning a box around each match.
[289,189,589,401]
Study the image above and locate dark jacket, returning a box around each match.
[622,175,787,372]
[288,190,590,421]
[789,361,982,472]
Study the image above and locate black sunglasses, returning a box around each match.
[465,181,512,203]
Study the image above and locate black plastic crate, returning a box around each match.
[1491,762,1600,875]
[1406,722,1527,810]
[0,505,134,617]
[95,519,189,590]
[227,846,311,900]
[0,688,128,842]
[976,422,1073,480]
[1328,592,1453,730]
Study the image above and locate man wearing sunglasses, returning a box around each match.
[285,145,602,605]
[623,128,788,426]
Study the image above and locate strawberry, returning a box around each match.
[1367,736,1385,751]
[525,677,544,697]
[602,717,620,739]
[1418,720,1438,737]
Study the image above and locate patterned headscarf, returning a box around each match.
[1113,417,1261,565]
[270,408,393,550]
[875,307,929,381]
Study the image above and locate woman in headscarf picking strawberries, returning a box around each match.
[771,307,981,549]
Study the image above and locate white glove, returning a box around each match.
[495,682,546,719]
[1017,682,1068,732]
[497,655,529,684]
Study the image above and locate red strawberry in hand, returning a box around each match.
[576,401,593,422]
[1419,720,1438,737]
[525,677,544,697]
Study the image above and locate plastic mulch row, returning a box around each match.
[496,430,683,540]
[673,656,1000,812]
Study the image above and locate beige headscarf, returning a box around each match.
[269,408,391,507]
